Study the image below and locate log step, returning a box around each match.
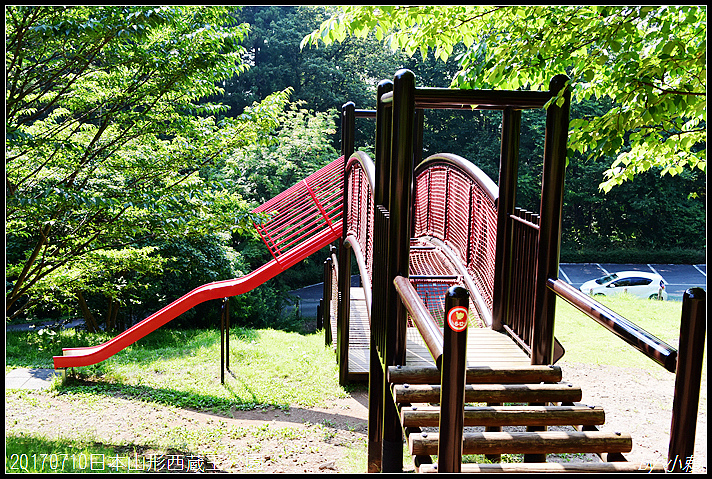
[409,430,632,456]
[401,405,605,428]
[388,365,562,385]
[393,383,582,404]
[420,462,666,473]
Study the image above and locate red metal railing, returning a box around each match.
[413,154,498,326]
[252,157,344,265]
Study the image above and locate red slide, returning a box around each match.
[54,158,345,369]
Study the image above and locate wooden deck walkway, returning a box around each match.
[331,288,530,381]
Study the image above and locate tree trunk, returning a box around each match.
[106,298,114,331]
[77,291,99,333]
[108,299,120,332]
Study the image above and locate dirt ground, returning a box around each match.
[5,361,706,473]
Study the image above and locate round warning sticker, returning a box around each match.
[447,306,468,332]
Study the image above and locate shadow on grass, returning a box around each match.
[58,374,275,414]
[54,372,368,435]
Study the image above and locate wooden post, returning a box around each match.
[668,287,706,473]
[437,286,469,473]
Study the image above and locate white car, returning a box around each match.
[579,271,668,300]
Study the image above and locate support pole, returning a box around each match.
[668,288,706,473]
[338,104,356,385]
[381,69,416,473]
[220,298,226,384]
[438,286,469,473]
[225,297,230,371]
[367,79,393,473]
[530,75,570,366]
[492,107,521,332]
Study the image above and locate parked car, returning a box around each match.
[579,271,668,300]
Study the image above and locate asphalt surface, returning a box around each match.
[559,263,707,301]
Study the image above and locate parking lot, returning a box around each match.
[559,263,707,301]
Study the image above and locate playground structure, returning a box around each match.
[52,69,705,473]
[319,70,705,472]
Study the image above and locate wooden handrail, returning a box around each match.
[546,278,678,373]
[393,275,444,369]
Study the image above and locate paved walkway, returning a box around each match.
[5,368,63,390]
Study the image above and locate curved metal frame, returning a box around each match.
[415,153,498,203]
[412,153,499,326]
[343,150,376,319]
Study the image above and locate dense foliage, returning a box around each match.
[303,6,706,191]
[5,6,289,326]
[5,6,705,332]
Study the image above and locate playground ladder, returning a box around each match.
[388,364,667,473]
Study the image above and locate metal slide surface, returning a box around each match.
[54,158,344,369]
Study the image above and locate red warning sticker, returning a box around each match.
[447,306,468,332]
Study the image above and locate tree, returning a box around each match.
[5,6,290,320]
[302,6,706,192]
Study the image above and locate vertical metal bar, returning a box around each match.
[668,287,706,473]
[338,104,356,386]
[382,69,416,473]
[321,257,332,337]
[531,75,570,366]
[438,285,469,473]
[368,79,393,473]
[338,244,352,385]
[225,298,230,371]
[220,298,225,385]
[492,107,521,332]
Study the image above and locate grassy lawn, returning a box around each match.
[6,295,706,472]
[6,326,348,412]
[555,294,706,373]
[6,326,362,473]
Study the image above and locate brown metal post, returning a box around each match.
[338,104,356,385]
[437,286,469,473]
[530,75,570,366]
[367,79,393,473]
[492,107,521,332]
[321,256,332,336]
[668,287,706,473]
[225,298,229,371]
[381,68,416,473]
[220,298,226,384]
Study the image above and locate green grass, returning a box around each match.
[5,433,142,473]
[554,294,706,373]
[6,296,706,472]
[5,327,348,413]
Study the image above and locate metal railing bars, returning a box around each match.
[394,275,444,369]
[547,279,678,372]
[547,279,706,471]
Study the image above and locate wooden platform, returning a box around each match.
[331,288,530,380]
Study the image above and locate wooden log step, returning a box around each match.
[393,383,582,404]
[419,462,667,473]
[409,430,633,456]
[400,405,605,428]
[388,365,562,385]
